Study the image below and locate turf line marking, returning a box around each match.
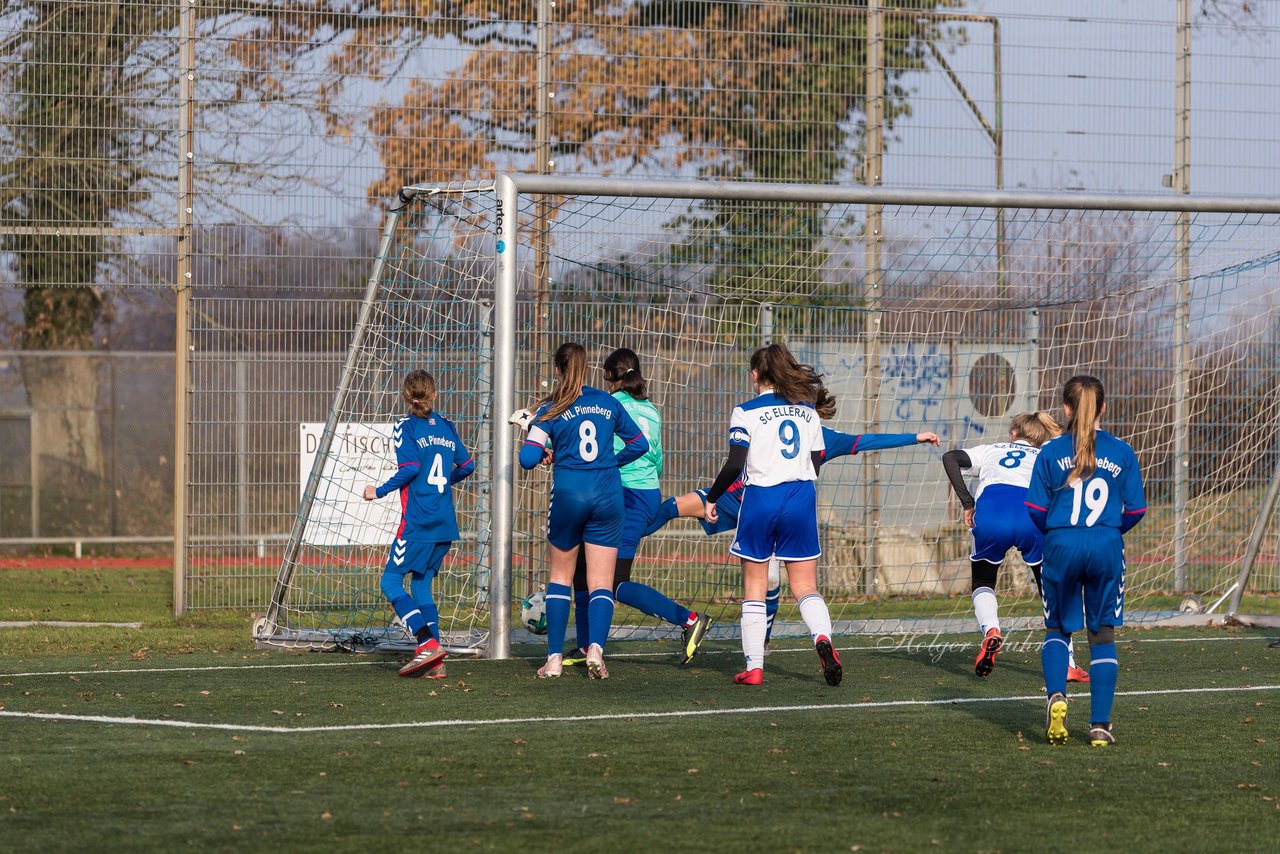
[0,633,1263,678]
[3,683,1277,734]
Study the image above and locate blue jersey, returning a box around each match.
[1025,430,1146,533]
[374,413,474,542]
[521,386,649,472]
[822,427,920,460]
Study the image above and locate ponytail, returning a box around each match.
[402,369,437,418]
[539,342,589,421]
[1063,375,1105,484]
[1009,410,1063,447]
[603,347,648,401]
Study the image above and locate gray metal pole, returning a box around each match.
[1172,0,1192,592]
[490,176,520,660]
[863,0,884,594]
[1227,455,1280,615]
[172,0,196,616]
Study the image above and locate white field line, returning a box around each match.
[1,683,1277,735]
[0,632,1265,679]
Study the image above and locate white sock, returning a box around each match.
[1068,642,1078,669]
[741,600,767,671]
[797,593,833,642]
[972,587,999,635]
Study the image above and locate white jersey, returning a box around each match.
[727,391,824,487]
[960,439,1041,501]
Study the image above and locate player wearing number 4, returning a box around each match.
[518,342,650,680]
[942,411,1090,683]
[1026,375,1146,747]
[363,370,475,680]
[703,343,840,687]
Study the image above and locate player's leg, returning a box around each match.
[736,558,769,685]
[611,488,708,662]
[764,555,782,645]
[538,479,594,677]
[640,489,708,538]
[1040,532,1085,743]
[567,547,590,664]
[580,477,625,679]
[1024,528,1088,683]
[1082,531,1125,746]
[774,481,840,686]
[970,559,1003,677]
[406,544,451,678]
[390,541,450,677]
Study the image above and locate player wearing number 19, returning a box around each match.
[1026,375,1146,747]
[703,343,840,687]
[363,370,475,679]
[520,342,650,680]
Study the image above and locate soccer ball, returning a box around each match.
[521,591,547,634]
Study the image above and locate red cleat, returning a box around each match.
[733,668,764,685]
[399,641,447,678]
[974,627,1003,677]
[815,636,843,686]
[1067,665,1091,683]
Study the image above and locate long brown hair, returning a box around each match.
[750,343,837,419]
[402,369,436,418]
[538,342,589,421]
[603,347,648,400]
[1063,375,1105,483]
[1009,410,1062,447]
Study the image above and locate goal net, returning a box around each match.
[255,177,1280,654]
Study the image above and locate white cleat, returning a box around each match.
[537,653,563,678]
[586,643,609,680]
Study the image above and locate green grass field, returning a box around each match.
[2,566,1278,852]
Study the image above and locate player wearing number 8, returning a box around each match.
[363,370,475,679]
[520,343,650,679]
[942,411,1087,680]
[1026,375,1146,746]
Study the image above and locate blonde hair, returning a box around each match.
[1009,410,1062,447]
[1062,375,1105,484]
[750,343,837,419]
[402,370,436,418]
[538,342,589,421]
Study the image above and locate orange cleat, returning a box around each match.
[973,627,1003,677]
[1067,665,1091,683]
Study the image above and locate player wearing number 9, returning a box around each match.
[1025,375,1146,747]
[942,410,1082,680]
[703,343,842,687]
[520,342,650,679]
[363,369,475,679]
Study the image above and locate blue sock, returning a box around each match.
[573,589,591,652]
[639,497,680,538]
[408,575,440,641]
[764,585,781,642]
[388,594,428,637]
[616,580,691,627]
[1041,631,1071,696]
[587,587,615,650]
[1088,642,1119,724]
[544,583,572,656]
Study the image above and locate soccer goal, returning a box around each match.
[254,176,1280,657]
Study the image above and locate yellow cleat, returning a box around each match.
[1046,692,1069,745]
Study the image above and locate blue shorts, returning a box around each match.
[547,468,624,551]
[381,539,450,580]
[971,484,1044,566]
[1040,527,1126,634]
[620,487,661,560]
[696,486,742,536]
[729,481,820,563]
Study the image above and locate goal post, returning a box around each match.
[256,175,1280,657]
